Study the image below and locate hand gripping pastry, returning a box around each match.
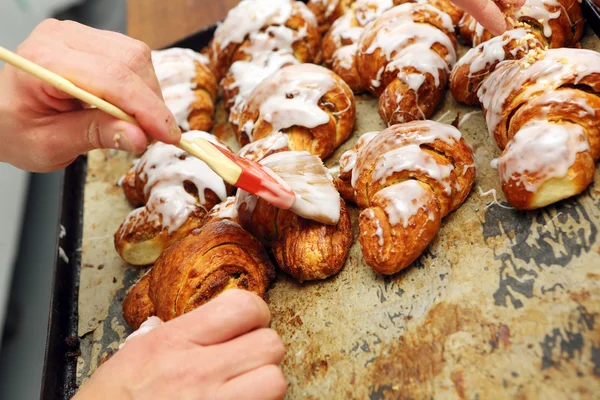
[122,220,275,330]
[458,0,584,48]
[338,121,475,275]
[355,3,458,125]
[209,0,321,81]
[307,0,356,33]
[151,48,218,132]
[478,48,600,210]
[450,28,546,105]
[322,0,395,93]
[114,131,231,266]
[235,151,353,282]
[237,64,356,159]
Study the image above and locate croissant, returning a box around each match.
[458,0,584,48]
[235,151,353,282]
[114,131,231,266]
[394,0,464,25]
[122,220,276,330]
[340,121,475,275]
[209,0,321,81]
[450,28,546,105]
[308,0,356,33]
[237,64,356,159]
[478,48,600,210]
[355,4,458,126]
[151,48,218,133]
[322,0,395,93]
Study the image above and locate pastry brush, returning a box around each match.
[0,45,296,210]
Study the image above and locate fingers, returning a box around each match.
[452,0,509,35]
[208,328,285,380]
[216,365,287,400]
[160,290,272,346]
[16,32,180,144]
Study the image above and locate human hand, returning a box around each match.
[0,19,181,173]
[452,0,526,35]
[73,290,287,400]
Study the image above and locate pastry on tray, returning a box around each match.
[478,48,600,210]
[122,220,276,330]
[336,121,475,275]
[458,0,584,47]
[356,3,458,125]
[151,48,218,132]
[114,131,232,266]
[237,63,356,159]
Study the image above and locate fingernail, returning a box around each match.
[114,131,134,152]
[169,120,182,141]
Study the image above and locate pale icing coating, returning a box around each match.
[368,180,435,228]
[339,131,379,174]
[238,131,291,162]
[478,48,600,140]
[241,64,341,141]
[123,131,228,234]
[208,196,239,221]
[498,121,590,192]
[152,48,210,131]
[311,0,342,18]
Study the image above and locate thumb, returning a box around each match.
[453,0,509,36]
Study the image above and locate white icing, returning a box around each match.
[364,208,385,246]
[478,48,600,139]
[340,131,379,174]
[130,131,228,234]
[498,121,590,192]
[333,43,358,71]
[371,180,434,228]
[354,0,395,26]
[241,64,341,141]
[458,110,482,128]
[238,131,291,162]
[210,197,239,220]
[514,0,563,38]
[152,48,210,131]
[311,0,341,18]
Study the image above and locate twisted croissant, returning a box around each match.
[458,0,584,48]
[235,151,353,282]
[122,220,275,330]
[337,121,475,275]
[450,28,546,105]
[114,131,231,266]
[356,3,458,125]
[308,0,356,33]
[478,48,600,210]
[238,63,356,159]
[152,48,218,132]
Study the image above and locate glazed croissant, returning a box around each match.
[114,131,231,266]
[450,28,546,105]
[151,48,218,133]
[308,0,356,33]
[458,0,584,48]
[122,220,276,330]
[235,151,353,282]
[355,4,458,126]
[337,121,475,275]
[237,63,356,159]
[478,48,600,210]
[209,0,321,81]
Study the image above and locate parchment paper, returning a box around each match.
[75,30,600,399]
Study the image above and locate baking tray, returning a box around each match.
[42,12,600,400]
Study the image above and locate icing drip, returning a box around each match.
[241,64,339,140]
[478,48,600,138]
[363,208,385,246]
[209,197,239,221]
[238,131,291,162]
[354,0,395,26]
[514,0,563,38]
[340,131,379,174]
[152,48,210,131]
[312,0,342,18]
[333,43,359,70]
[134,131,228,233]
[498,121,590,192]
[372,180,434,228]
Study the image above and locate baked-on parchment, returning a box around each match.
[76,31,600,398]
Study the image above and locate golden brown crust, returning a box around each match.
[122,221,276,329]
[237,64,356,159]
[308,0,356,34]
[121,168,144,207]
[393,0,464,25]
[187,62,219,132]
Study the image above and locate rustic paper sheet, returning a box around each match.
[76,30,600,399]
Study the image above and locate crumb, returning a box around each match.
[113,277,117,283]
[98,264,104,270]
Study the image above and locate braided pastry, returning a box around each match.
[450,28,546,105]
[339,121,475,274]
[458,0,584,47]
[356,4,458,125]
[114,131,231,266]
[237,64,356,159]
[209,0,321,81]
[152,48,218,132]
[235,151,353,282]
[308,0,356,33]
[122,220,275,330]
[478,48,600,210]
